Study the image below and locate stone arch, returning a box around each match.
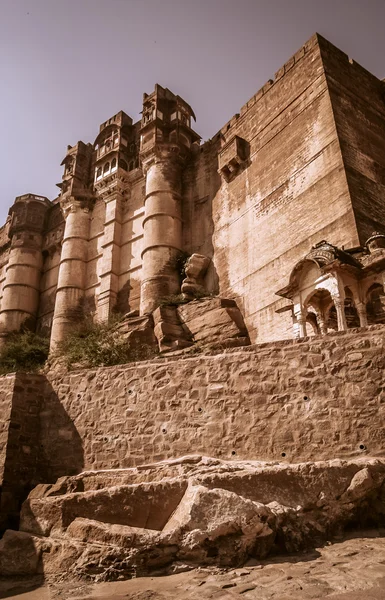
[305,310,319,336]
[304,288,335,335]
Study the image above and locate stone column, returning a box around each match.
[356,301,368,327]
[140,151,184,314]
[293,304,307,338]
[97,194,123,322]
[314,308,327,335]
[50,197,93,350]
[332,296,347,332]
[0,195,50,342]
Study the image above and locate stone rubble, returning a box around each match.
[1,454,385,583]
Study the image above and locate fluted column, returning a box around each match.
[140,152,185,314]
[50,197,93,349]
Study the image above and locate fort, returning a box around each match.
[1,33,385,588]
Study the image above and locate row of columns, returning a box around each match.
[294,293,369,339]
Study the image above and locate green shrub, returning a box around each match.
[56,317,156,369]
[0,331,49,374]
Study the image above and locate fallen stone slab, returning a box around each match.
[1,456,385,582]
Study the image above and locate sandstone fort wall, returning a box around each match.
[320,38,385,243]
[1,326,385,529]
[204,34,360,343]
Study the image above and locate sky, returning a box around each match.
[0,0,385,222]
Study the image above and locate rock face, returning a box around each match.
[152,297,250,353]
[176,298,250,349]
[181,254,211,300]
[1,455,385,582]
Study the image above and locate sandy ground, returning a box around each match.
[2,532,385,600]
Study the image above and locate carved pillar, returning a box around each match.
[315,309,327,335]
[356,301,368,327]
[140,151,185,314]
[332,296,347,332]
[97,194,123,321]
[50,197,93,350]
[293,304,307,338]
[0,195,50,340]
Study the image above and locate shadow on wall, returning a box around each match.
[0,375,84,536]
[0,375,84,588]
[38,378,84,484]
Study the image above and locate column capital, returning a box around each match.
[60,195,95,218]
[140,142,189,174]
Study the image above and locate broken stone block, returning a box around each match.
[177,297,250,346]
[152,305,193,353]
[113,314,158,357]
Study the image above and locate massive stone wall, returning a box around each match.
[0,325,385,529]
[39,325,385,480]
[321,37,385,243]
[190,33,362,343]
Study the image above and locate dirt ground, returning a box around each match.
[2,532,385,600]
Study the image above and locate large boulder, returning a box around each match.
[2,456,385,581]
[177,298,250,348]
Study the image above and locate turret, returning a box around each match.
[0,194,50,340]
[139,84,200,314]
[50,142,94,350]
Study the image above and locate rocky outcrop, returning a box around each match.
[181,254,211,300]
[152,297,250,353]
[1,455,385,582]
[152,306,193,352]
[113,314,158,356]
[176,297,250,349]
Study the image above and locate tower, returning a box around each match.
[92,111,136,321]
[0,194,50,341]
[50,142,94,349]
[139,84,200,314]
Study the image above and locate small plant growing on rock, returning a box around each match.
[0,331,49,374]
[56,316,156,369]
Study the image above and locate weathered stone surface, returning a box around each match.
[2,323,385,536]
[0,530,46,576]
[152,305,193,353]
[2,455,385,582]
[181,254,211,300]
[113,315,158,354]
[20,479,188,536]
[176,297,249,345]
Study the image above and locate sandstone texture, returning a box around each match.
[2,455,385,583]
[176,298,250,348]
[3,534,385,599]
[2,325,385,533]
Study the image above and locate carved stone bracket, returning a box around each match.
[218,136,249,182]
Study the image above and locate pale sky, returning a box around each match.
[0,0,384,222]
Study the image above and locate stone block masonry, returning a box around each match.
[0,374,44,532]
[41,326,385,474]
[1,325,385,529]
